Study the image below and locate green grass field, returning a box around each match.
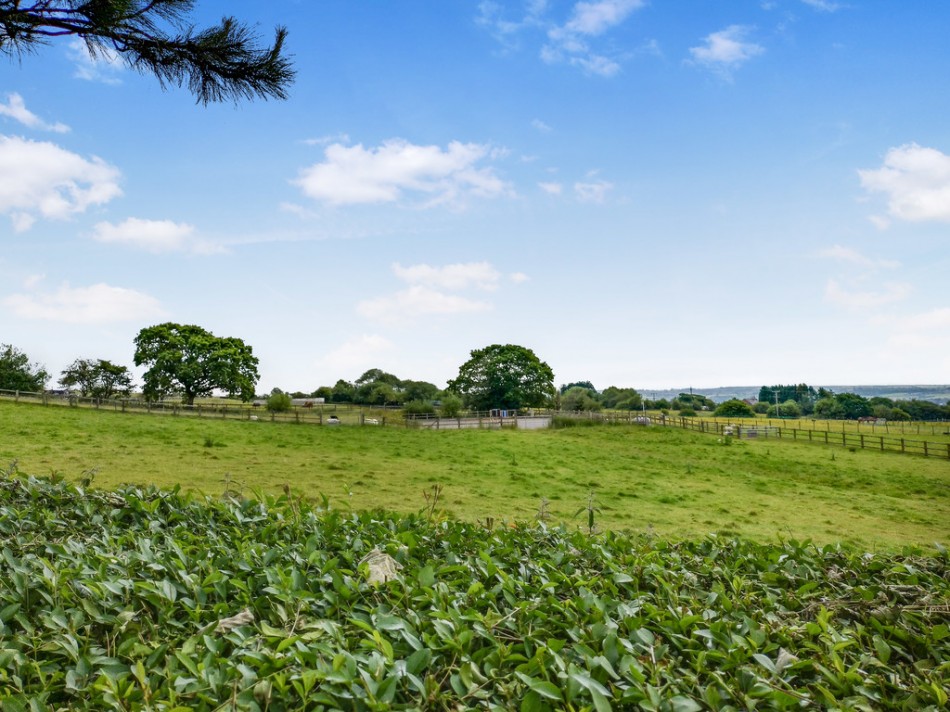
[2,400,947,549]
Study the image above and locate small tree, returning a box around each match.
[0,344,49,391]
[560,380,596,394]
[767,400,802,419]
[814,397,843,419]
[403,399,435,416]
[59,358,132,398]
[266,391,291,413]
[713,399,756,418]
[561,386,601,412]
[330,380,355,403]
[439,393,463,418]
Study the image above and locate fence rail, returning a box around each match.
[0,389,395,427]
[659,415,950,460]
[4,388,949,459]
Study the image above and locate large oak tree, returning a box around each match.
[1,0,294,103]
[447,344,555,412]
[133,322,259,404]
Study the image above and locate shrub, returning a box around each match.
[439,394,463,418]
[551,415,601,428]
[403,399,435,416]
[678,407,697,417]
[265,392,292,412]
[767,400,802,418]
[713,399,756,418]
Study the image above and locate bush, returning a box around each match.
[403,399,435,416]
[713,399,756,418]
[440,394,463,418]
[265,392,292,413]
[551,415,601,428]
[767,400,802,418]
[678,408,697,417]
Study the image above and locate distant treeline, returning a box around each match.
[754,384,949,421]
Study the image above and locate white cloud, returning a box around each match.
[539,181,563,195]
[480,0,643,76]
[818,245,900,270]
[293,139,511,207]
[67,38,124,84]
[357,285,491,323]
[801,0,842,11]
[689,26,764,76]
[562,0,645,36]
[570,53,621,76]
[531,118,553,133]
[824,279,911,310]
[575,179,613,203]
[319,334,395,373]
[0,134,122,231]
[0,94,69,133]
[392,261,502,291]
[302,132,350,146]
[509,272,530,284]
[858,143,950,224]
[92,218,223,255]
[2,283,165,324]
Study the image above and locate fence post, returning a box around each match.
[924,442,929,457]
[860,434,864,450]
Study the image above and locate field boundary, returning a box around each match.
[0,389,393,426]
[655,414,950,460]
[4,388,949,459]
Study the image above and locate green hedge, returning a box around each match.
[1,470,947,710]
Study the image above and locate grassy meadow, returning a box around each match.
[1,400,947,549]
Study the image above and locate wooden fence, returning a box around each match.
[663,415,950,460]
[4,388,948,459]
[0,389,392,427]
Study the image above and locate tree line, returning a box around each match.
[3,333,948,421]
[713,383,950,421]
[0,330,556,415]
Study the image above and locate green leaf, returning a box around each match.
[520,691,544,712]
[570,672,611,697]
[417,565,436,587]
[590,687,612,712]
[529,680,563,702]
[872,635,891,664]
[670,695,704,712]
[405,648,432,675]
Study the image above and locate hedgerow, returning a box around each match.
[0,469,947,710]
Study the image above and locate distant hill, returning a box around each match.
[639,385,950,405]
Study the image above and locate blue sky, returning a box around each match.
[2,0,948,394]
